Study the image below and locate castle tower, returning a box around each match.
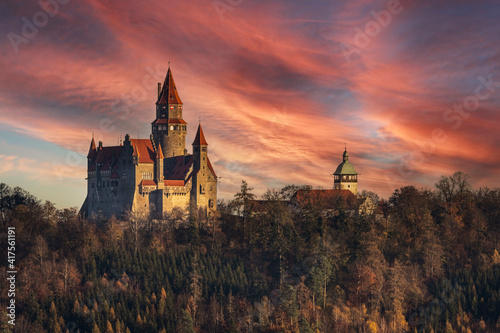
[333,146,358,196]
[192,123,208,171]
[152,67,187,158]
[192,123,215,212]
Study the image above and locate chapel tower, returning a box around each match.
[333,147,358,196]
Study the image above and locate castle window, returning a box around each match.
[142,172,153,180]
[92,183,94,188]
[107,180,110,187]
[194,147,199,152]
[202,147,207,152]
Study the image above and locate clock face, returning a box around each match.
[170,125,174,130]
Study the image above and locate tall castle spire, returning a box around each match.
[152,67,187,157]
[157,67,183,105]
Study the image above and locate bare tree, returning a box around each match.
[32,235,49,267]
[435,171,472,204]
[125,206,150,253]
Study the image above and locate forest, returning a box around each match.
[1,171,500,333]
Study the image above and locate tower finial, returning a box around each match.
[345,142,347,150]
[168,61,170,69]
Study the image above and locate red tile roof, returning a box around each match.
[293,189,357,209]
[164,180,185,186]
[139,180,157,187]
[157,68,182,105]
[130,139,156,163]
[192,124,208,146]
[152,118,187,125]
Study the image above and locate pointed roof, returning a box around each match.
[192,124,208,146]
[156,143,164,159]
[87,136,97,159]
[157,67,182,105]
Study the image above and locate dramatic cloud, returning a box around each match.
[1,0,499,207]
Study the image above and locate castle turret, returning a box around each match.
[333,146,358,196]
[152,67,187,158]
[191,124,211,211]
[192,123,208,171]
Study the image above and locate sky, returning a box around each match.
[1,0,500,208]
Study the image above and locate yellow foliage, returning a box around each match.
[493,249,500,265]
[365,320,378,333]
[445,321,453,333]
[396,312,408,332]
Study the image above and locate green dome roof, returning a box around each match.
[333,148,357,175]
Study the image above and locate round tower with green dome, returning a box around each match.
[333,146,358,196]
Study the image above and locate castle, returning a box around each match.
[81,68,217,218]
